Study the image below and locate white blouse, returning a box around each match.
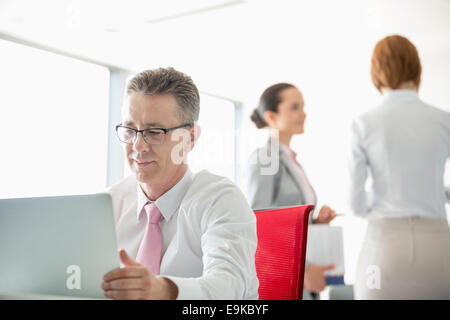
[348,89,450,220]
[279,143,317,206]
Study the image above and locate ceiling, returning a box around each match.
[1,0,449,100]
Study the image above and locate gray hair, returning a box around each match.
[126,67,200,124]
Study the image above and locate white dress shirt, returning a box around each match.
[107,168,259,300]
[349,89,450,219]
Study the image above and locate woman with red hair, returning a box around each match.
[349,35,450,299]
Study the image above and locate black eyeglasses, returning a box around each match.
[115,123,193,145]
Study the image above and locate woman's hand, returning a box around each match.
[313,205,337,224]
[304,264,335,292]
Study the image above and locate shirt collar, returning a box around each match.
[136,168,194,222]
[279,142,297,159]
[382,89,419,102]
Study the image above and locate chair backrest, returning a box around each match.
[254,205,313,300]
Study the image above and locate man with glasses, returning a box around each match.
[102,67,259,300]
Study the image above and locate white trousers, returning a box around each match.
[354,217,450,300]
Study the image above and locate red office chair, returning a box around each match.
[254,205,313,300]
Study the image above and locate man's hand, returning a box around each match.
[313,205,337,224]
[304,264,335,293]
[102,249,178,300]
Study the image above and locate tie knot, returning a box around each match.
[144,202,162,224]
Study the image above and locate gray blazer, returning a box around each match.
[246,137,314,223]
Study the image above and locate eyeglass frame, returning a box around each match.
[115,123,193,145]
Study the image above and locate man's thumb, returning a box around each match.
[119,249,139,266]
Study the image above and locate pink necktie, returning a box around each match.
[136,202,163,275]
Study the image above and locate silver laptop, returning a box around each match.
[0,193,119,299]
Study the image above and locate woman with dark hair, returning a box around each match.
[350,35,450,299]
[246,83,337,299]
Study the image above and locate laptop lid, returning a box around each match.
[0,193,119,299]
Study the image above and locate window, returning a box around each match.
[189,94,237,182]
[0,39,110,198]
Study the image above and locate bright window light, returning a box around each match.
[189,94,236,182]
[0,39,110,198]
